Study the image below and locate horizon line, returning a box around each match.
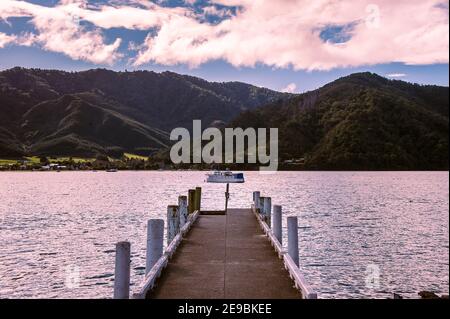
[1,66,449,93]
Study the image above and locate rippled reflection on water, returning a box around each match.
[0,171,448,299]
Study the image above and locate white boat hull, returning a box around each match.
[206,172,245,183]
[206,176,245,183]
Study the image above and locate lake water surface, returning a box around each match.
[0,171,448,299]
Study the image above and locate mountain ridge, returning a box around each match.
[0,68,448,170]
[0,67,290,157]
[231,72,449,170]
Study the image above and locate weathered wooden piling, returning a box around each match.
[146,219,164,275]
[263,197,272,227]
[114,241,131,299]
[194,187,202,211]
[188,189,196,214]
[178,196,188,227]
[167,205,180,245]
[287,216,299,267]
[251,192,317,299]
[253,191,260,209]
[259,196,265,215]
[273,205,282,245]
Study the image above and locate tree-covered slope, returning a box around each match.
[231,73,449,170]
[0,67,289,157]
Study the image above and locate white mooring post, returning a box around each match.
[146,219,164,275]
[273,205,282,245]
[178,196,188,227]
[113,241,131,299]
[167,205,180,245]
[253,191,260,208]
[287,216,299,267]
[263,197,272,227]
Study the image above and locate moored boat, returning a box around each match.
[206,170,244,183]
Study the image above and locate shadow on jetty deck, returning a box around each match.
[146,208,301,299]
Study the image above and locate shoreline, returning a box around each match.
[0,169,448,172]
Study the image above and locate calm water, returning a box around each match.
[0,171,448,299]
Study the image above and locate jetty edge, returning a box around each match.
[111,187,317,299]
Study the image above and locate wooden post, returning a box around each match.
[188,189,195,214]
[195,187,202,211]
[146,219,164,275]
[113,241,131,299]
[287,216,299,267]
[225,183,230,212]
[259,197,265,215]
[178,196,188,227]
[167,205,180,245]
[263,197,272,227]
[253,191,260,209]
[273,205,282,245]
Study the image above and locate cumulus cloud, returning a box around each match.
[202,5,233,18]
[0,0,449,69]
[133,0,450,69]
[0,0,123,64]
[0,32,16,48]
[282,83,297,93]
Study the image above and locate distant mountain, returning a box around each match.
[0,67,289,157]
[231,73,449,170]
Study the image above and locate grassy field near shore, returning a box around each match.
[1,154,147,163]
[0,153,149,168]
[0,159,17,165]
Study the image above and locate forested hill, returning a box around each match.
[0,67,289,157]
[231,72,449,170]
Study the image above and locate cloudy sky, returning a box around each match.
[0,0,448,92]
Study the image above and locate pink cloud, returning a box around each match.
[0,32,16,48]
[0,0,123,64]
[132,0,449,69]
[202,5,233,18]
[0,0,448,70]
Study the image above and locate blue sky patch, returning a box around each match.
[319,22,357,44]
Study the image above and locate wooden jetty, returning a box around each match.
[112,188,317,299]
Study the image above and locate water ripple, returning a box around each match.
[0,171,448,299]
